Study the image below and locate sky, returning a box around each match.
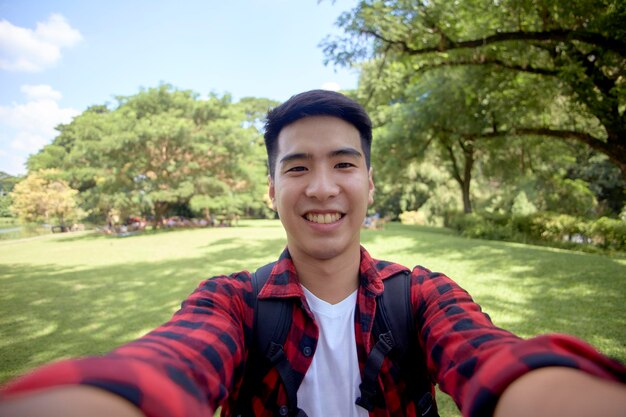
[0,0,360,177]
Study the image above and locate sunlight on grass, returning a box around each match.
[1,220,624,417]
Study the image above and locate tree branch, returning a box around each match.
[415,59,558,76]
[471,127,613,155]
[361,28,626,57]
[444,141,463,185]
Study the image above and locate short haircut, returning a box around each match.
[264,89,372,178]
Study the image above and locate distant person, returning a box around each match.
[1,90,625,417]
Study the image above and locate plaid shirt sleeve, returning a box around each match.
[411,266,626,417]
[1,271,256,417]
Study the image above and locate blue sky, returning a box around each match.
[0,0,360,176]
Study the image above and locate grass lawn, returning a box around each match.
[1,220,624,416]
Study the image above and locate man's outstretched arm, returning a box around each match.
[0,385,146,417]
[495,367,626,417]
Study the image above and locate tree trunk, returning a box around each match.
[445,139,475,214]
[461,181,473,214]
[153,202,168,228]
[605,138,626,181]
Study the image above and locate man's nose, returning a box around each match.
[305,169,340,201]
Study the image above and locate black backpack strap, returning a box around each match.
[236,262,307,417]
[357,270,438,417]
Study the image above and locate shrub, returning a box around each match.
[446,211,624,253]
[399,210,427,226]
[446,212,513,241]
[590,217,626,251]
[511,191,538,216]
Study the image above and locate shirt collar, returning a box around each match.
[257,246,410,300]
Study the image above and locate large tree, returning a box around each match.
[323,0,626,178]
[28,85,271,226]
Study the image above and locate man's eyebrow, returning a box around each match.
[279,152,312,165]
[329,147,363,159]
[279,148,363,165]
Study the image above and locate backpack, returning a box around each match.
[234,262,439,417]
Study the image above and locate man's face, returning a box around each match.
[269,115,374,263]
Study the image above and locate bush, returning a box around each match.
[446,211,625,253]
[446,212,513,240]
[0,195,13,218]
[399,210,427,226]
[511,191,537,216]
[527,213,588,242]
[0,217,18,226]
[590,217,626,251]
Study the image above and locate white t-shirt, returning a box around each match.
[297,286,369,417]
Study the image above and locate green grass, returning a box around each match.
[1,220,624,416]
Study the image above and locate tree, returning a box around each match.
[10,170,84,229]
[27,85,272,226]
[0,171,19,195]
[323,0,626,178]
[367,65,544,213]
[0,172,19,218]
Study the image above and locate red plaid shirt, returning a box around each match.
[3,247,625,416]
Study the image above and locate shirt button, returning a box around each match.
[278,405,289,416]
[303,346,313,357]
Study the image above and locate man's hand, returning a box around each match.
[0,385,145,417]
[495,367,626,417]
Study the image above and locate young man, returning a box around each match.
[1,90,625,417]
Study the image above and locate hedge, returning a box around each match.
[440,211,625,252]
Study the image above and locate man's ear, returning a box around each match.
[368,167,375,206]
[268,175,276,210]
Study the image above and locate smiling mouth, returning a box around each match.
[304,212,344,224]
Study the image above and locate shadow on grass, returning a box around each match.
[362,223,626,362]
[0,236,286,384]
[54,221,281,244]
[1,222,624,394]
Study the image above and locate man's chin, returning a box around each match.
[305,248,342,261]
[289,240,359,263]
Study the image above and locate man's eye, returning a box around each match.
[336,162,355,169]
[286,166,307,172]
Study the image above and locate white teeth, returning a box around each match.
[306,213,342,224]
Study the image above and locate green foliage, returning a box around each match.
[325,0,626,177]
[0,216,18,226]
[447,211,626,252]
[398,210,427,225]
[0,171,19,195]
[325,0,626,225]
[0,173,19,218]
[10,170,85,227]
[567,151,626,215]
[0,195,13,218]
[590,217,626,250]
[542,178,598,217]
[447,212,515,241]
[511,191,538,216]
[27,85,275,226]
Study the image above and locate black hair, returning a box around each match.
[264,89,372,178]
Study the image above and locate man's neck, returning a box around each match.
[290,247,361,305]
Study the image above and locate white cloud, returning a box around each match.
[321,82,341,91]
[21,84,63,101]
[10,130,50,152]
[0,85,79,175]
[0,13,82,72]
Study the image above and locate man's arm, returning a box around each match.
[0,386,145,417]
[409,267,626,416]
[495,367,626,417]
